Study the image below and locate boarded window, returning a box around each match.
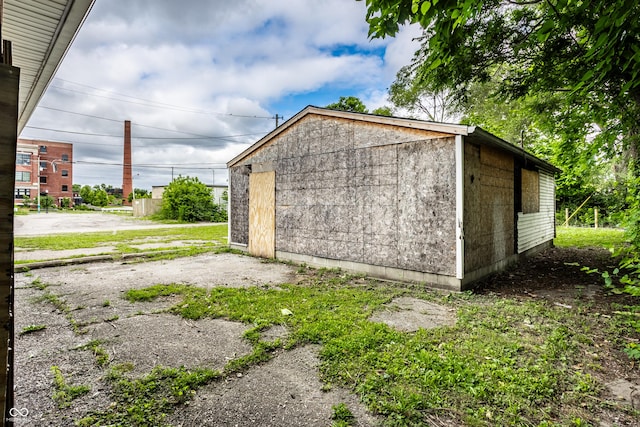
[521,169,539,214]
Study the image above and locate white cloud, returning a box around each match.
[21,0,421,190]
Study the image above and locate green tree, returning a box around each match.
[40,195,55,212]
[160,176,214,222]
[92,189,109,207]
[72,184,81,193]
[361,0,640,154]
[326,96,369,113]
[371,106,393,116]
[389,65,459,121]
[80,185,93,205]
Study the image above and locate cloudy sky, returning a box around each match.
[19,0,421,191]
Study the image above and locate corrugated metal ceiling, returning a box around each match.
[2,0,94,133]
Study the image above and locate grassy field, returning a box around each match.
[14,224,229,264]
[555,226,626,248]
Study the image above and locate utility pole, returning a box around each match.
[274,114,283,128]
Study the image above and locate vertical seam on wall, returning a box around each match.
[455,135,464,279]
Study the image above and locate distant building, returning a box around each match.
[15,139,74,207]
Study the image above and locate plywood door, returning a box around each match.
[249,171,276,258]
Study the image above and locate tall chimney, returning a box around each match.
[123,120,132,205]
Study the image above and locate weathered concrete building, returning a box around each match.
[227,106,560,291]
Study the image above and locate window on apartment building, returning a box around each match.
[15,171,31,182]
[62,185,68,192]
[40,176,47,184]
[14,189,30,199]
[16,153,31,165]
[40,161,47,170]
[61,170,69,177]
[39,145,47,153]
[61,154,69,162]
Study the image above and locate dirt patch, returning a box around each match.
[369,296,456,332]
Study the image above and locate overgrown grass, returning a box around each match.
[77,364,220,427]
[555,226,626,248]
[14,224,228,251]
[120,274,625,426]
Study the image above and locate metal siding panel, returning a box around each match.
[517,171,556,253]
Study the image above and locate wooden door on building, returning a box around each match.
[248,171,275,258]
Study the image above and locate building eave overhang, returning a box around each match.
[3,0,96,134]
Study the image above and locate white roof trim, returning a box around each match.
[227,106,473,167]
[3,0,95,133]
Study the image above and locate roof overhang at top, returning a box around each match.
[227,105,561,174]
[2,0,95,134]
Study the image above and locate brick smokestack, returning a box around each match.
[122,120,133,206]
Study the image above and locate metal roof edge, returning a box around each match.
[17,0,96,134]
[468,127,562,174]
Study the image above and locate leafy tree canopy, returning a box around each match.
[326,96,394,116]
[361,0,640,151]
[92,189,109,207]
[160,176,214,223]
[326,96,369,113]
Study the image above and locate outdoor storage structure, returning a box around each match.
[227,106,560,291]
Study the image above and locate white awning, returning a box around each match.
[2,0,95,133]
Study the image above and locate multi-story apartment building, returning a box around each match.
[15,139,74,207]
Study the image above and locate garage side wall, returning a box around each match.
[230,114,457,278]
[463,143,515,273]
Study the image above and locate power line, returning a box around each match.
[35,105,269,140]
[24,125,265,141]
[52,77,275,119]
[73,159,228,170]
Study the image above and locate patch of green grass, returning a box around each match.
[77,365,220,426]
[50,366,90,408]
[122,274,623,426]
[332,403,355,426]
[14,224,228,251]
[75,340,110,366]
[30,277,48,290]
[555,226,626,248]
[20,324,46,335]
[102,300,111,307]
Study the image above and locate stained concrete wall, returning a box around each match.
[230,114,457,276]
[463,143,515,273]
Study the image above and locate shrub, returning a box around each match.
[160,176,214,222]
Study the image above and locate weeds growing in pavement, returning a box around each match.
[76,364,220,427]
[50,366,90,408]
[120,267,629,426]
[19,324,46,335]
